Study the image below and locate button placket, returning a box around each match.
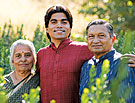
[53,51,60,86]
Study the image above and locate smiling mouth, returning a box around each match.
[19,64,28,66]
[92,45,102,48]
[54,30,65,32]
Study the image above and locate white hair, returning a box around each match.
[10,39,36,70]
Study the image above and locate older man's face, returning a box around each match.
[87,25,113,59]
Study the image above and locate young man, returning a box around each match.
[36,5,93,103]
[79,19,135,102]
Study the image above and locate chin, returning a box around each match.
[56,37,67,40]
[19,68,31,71]
[92,49,103,53]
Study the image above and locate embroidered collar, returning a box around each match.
[49,38,72,51]
[92,49,115,65]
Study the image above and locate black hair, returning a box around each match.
[44,5,73,42]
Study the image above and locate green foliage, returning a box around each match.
[0,68,7,103]
[33,25,50,52]
[114,31,135,54]
[110,58,130,103]
[110,31,134,103]
[22,86,40,103]
[80,0,135,33]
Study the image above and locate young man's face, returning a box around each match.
[46,13,71,42]
[87,24,114,58]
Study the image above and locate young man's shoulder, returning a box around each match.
[70,41,88,47]
[37,45,50,54]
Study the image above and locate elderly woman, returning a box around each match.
[3,39,40,103]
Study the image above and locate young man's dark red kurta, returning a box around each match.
[36,5,93,103]
[36,39,93,103]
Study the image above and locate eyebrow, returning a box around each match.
[50,19,57,22]
[61,19,68,21]
[15,51,31,54]
[15,53,20,55]
[98,32,105,34]
[88,32,105,35]
[50,19,68,21]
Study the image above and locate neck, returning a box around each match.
[95,54,103,59]
[51,38,67,48]
[12,71,31,85]
[94,49,112,59]
[53,40,61,48]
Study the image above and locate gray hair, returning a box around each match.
[86,19,115,38]
[10,39,36,70]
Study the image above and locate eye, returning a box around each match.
[88,35,94,38]
[51,21,56,24]
[50,20,57,24]
[99,34,105,38]
[15,54,21,58]
[62,21,68,24]
[25,53,31,57]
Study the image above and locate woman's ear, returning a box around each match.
[12,60,14,63]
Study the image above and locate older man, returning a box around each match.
[80,19,135,102]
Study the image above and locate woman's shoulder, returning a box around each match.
[7,73,40,102]
[4,72,13,84]
[30,72,40,82]
[2,73,14,93]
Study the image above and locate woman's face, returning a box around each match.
[12,44,35,74]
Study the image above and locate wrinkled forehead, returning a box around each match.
[14,44,32,54]
[88,24,108,33]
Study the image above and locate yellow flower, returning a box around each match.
[104,99,110,103]
[30,89,35,93]
[50,99,56,103]
[102,59,110,71]
[127,1,133,6]
[0,68,4,75]
[24,93,28,97]
[83,88,89,94]
[91,86,96,93]
[93,100,97,103]
[96,78,100,85]
[3,80,6,84]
